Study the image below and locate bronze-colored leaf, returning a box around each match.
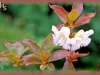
[63,60,75,71]
[23,55,41,66]
[74,12,96,27]
[41,33,53,54]
[23,38,41,57]
[47,50,70,62]
[49,4,68,23]
[4,41,25,58]
[74,52,89,58]
[69,51,89,62]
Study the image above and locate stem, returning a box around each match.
[18,66,22,73]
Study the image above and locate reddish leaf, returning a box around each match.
[4,41,17,55]
[56,24,64,30]
[23,55,41,66]
[23,39,41,57]
[74,52,89,58]
[49,4,68,23]
[47,50,70,62]
[41,34,53,54]
[74,12,96,27]
[4,41,25,58]
[69,51,89,62]
[46,63,55,71]
[63,58,69,69]
[63,60,75,71]
[4,41,29,59]
[72,3,83,18]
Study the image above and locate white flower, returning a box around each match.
[52,25,94,51]
[52,25,70,49]
[74,29,94,47]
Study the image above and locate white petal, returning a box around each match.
[52,25,59,35]
[71,41,81,51]
[59,38,67,46]
[68,38,76,45]
[85,29,94,37]
[82,38,91,46]
[52,34,61,45]
[71,45,80,51]
[77,29,84,35]
[62,42,70,50]
[60,27,70,37]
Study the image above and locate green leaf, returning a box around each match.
[47,50,70,62]
[23,38,41,57]
[46,63,55,71]
[41,33,54,54]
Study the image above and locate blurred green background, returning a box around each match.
[0,3,100,72]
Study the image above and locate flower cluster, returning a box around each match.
[52,25,94,51]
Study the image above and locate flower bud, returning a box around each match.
[40,65,46,71]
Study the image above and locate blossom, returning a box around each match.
[52,26,94,51]
[52,25,70,49]
[74,29,94,47]
[52,25,80,50]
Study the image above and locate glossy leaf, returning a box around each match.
[72,3,83,18]
[49,4,68,23]
[74,12,96,27]
[23,39,41,57]
[23,55,41,66]
[46,63,55,71]
[47,50,70,62]
[41,33,53,54]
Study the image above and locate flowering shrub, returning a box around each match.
[0,3,96,72]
